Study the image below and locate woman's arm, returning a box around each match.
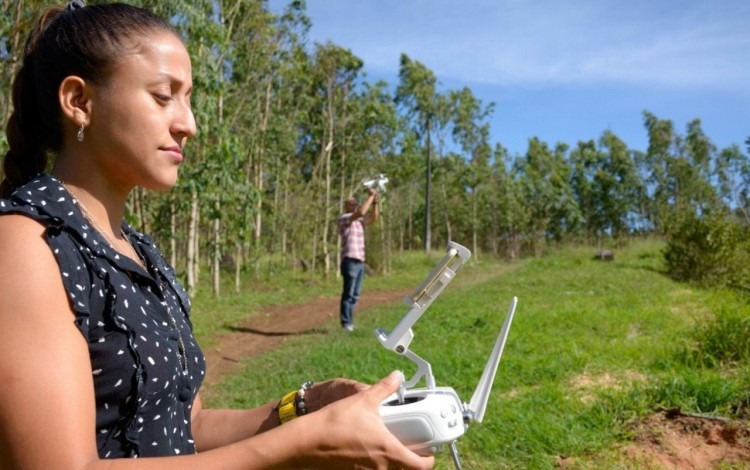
[0,214,105,469]
[191,378,367,451]
[0,215,432,470]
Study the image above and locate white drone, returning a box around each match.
[375,241,518,469]
[362,174,389,193]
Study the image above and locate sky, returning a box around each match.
[267,0,750,158]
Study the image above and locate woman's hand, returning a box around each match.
[306,378,368,413]
[289,371,435,470]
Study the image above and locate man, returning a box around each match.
[337,188,379,331]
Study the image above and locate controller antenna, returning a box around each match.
[466,296,517,424]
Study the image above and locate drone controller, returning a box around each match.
[380,386,465,455]
[375,241,518,469]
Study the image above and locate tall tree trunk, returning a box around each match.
[187,190,199,296]
[170,203,177,268]
[234,242,242,294]
[471,186,479,259]
[311,224,318,276]
[322,76,337,279]
[254,78,273,252]
[440,181,452,244]
[212,199,221,297]
[424,118,432,252]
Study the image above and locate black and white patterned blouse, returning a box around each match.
[0,174,206,458]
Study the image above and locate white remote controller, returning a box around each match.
[375,242,517,468]
[380,387,465,455]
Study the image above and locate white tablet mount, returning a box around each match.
[375,241,518,470]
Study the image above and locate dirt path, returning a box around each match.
[202,287,414,387]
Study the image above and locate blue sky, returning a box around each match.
[268,0,750,157]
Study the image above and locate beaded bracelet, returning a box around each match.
[295,381,315,416]
[278,381,315,424]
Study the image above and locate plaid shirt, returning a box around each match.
[338,212,366,261]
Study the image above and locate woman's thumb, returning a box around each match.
[369,370,405,401]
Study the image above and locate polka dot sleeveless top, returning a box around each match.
[0,174,206,458]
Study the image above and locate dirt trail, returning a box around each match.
[202,288,414,387]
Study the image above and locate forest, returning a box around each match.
[2,0,749,296]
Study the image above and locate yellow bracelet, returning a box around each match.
[278,381,315,424]
[278,390,298,424]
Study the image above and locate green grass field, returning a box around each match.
[193,239,750,469]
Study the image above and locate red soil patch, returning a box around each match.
[622,408,750,469]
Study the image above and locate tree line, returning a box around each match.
[2,0,749,296]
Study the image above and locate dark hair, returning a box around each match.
[0,2,177,198]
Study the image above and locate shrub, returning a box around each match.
[663,209,750,290]
[691,303,750,366]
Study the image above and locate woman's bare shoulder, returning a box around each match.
[0,213,64,303]
[0,211,46,233]
[0,213,49,260]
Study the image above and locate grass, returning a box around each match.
[194,239,750,469]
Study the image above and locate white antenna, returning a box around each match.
[467,296,517,423]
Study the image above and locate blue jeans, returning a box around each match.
[340,257,365,326]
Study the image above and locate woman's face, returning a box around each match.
[86,31,197,192]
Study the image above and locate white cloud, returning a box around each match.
[295,0,750,92]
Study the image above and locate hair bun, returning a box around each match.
[66,0,85,11]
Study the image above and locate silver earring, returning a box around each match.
[77,123,85,142]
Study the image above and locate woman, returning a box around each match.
[0,2,434,469]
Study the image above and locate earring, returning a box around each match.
[77,123,85,142]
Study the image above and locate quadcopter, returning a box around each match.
[361,174,389,193]
[375,241,518,469]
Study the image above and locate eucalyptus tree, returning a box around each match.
[340,80,401,273]
[598,131,641,240]
[395,53,441,251]
[514,138,575,254]
[449,87,494,256]
[662,126,747,288]
[296,41,364,275]
[0,0,37,158]
[545,143,577,243]
[183,0,248,297]
[641,111,677,232]
[423,94,453,249]
[491,144,527,258]
[222,0,310,284]
[261,7,315,269]
[389,129,424,250]
[680,118,721,212]
[716,144,750,225]
[226,1,286,264]
[570,132,641,242]
[643,111,726,233]
[430,151,472,245]
[569,140,600,240]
